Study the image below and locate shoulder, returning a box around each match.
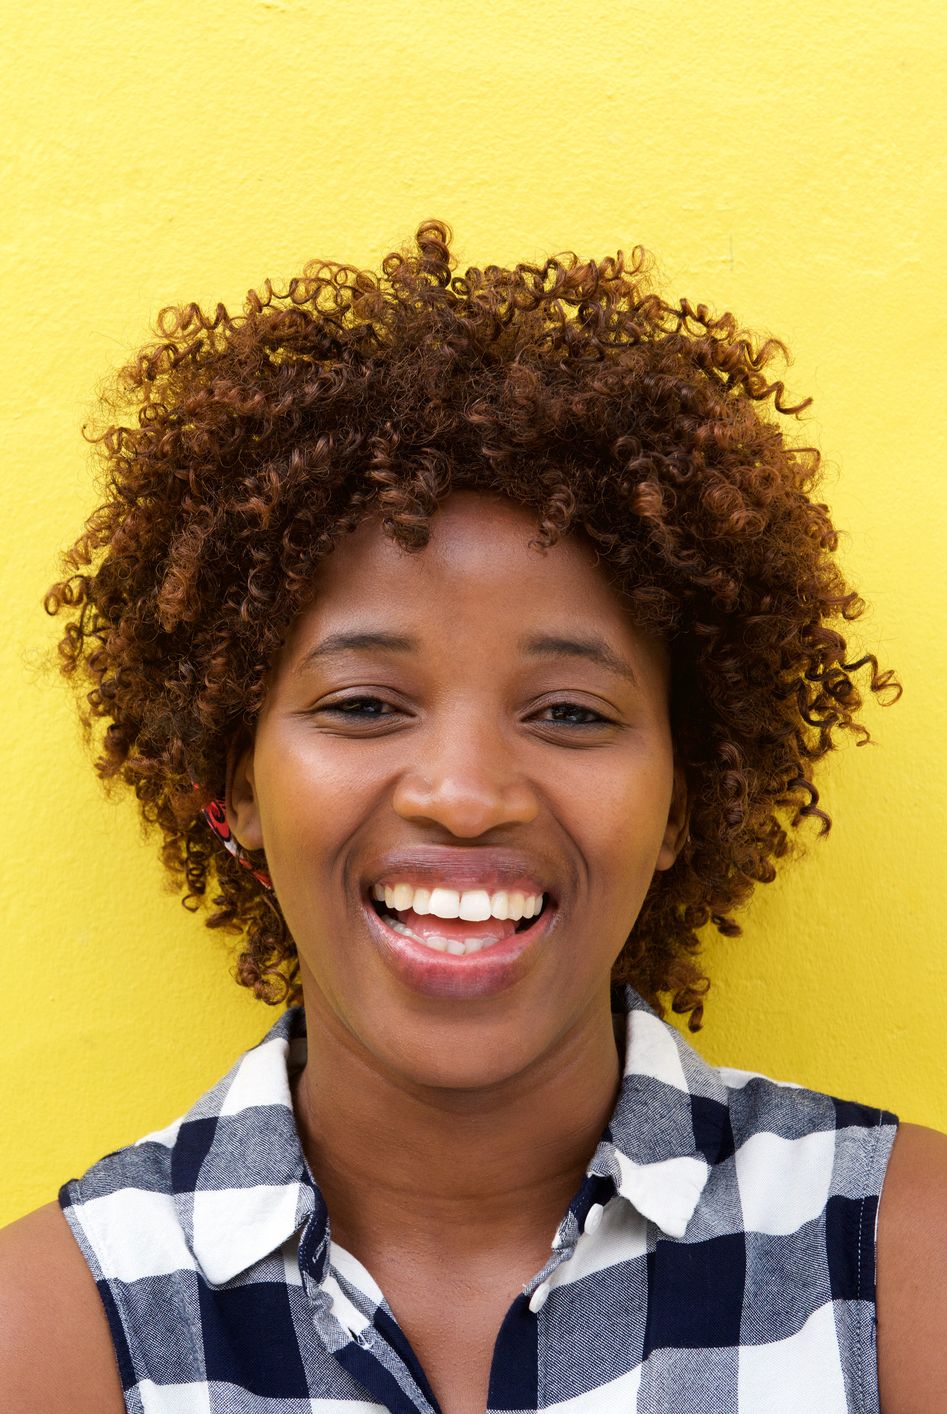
[0,1201,125,1413]
[717,1064,896,1185]
[877,1121,947,1413]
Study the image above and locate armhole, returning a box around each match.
[852,1109,900,1414]
[864,1111,900,1302]
[58,1179,139,1412]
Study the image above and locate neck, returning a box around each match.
[292,988,623,1265]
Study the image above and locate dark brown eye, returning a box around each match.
[316,696,400,720]
[542,702,610,726]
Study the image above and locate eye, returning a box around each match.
[538,701,613,727]
[318,695,398,719]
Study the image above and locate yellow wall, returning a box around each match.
[2,1,944,1226]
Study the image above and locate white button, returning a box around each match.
[528,1280,550,1314]
[584,1202,605,1234]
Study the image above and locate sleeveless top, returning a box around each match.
[59,985,898,1413]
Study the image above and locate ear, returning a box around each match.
[226,732,264,852]
[655,762,689,872]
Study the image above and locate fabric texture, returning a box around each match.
[59,986,898,1413]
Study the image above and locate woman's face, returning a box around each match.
[231,491,687,1089]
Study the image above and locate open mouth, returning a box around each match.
[369,887,552,957]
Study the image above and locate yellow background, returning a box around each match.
[1,1,944,1227]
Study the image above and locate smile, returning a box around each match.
[370,882,547,956]
[363,880,557,998]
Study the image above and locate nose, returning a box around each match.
[391,718,541,837]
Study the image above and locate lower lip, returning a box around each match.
[362,897,557,1000]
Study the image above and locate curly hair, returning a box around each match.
[44,219,900,1029]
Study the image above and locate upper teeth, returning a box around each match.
[371,883,544,922]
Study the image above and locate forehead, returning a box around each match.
[303,491,621,621]
[278,491,669,687]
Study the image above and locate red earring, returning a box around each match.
[195,789,274,890]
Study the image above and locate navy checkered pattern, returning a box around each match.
[59,986,898,1412]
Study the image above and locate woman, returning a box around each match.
[0,222,943,1413]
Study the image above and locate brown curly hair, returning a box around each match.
[44,219,900,1029]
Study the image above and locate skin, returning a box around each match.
[0,491,944,1411]
[227,491,689,1409]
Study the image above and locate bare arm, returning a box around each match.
[0,1200,126,1412]
[877,1122,947,1413]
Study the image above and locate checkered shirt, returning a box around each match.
[59,985,898,1413]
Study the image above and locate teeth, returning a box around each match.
[385,918,497,956]
[458,890,492,922]
[371,882,546,923]
[429,888,461,919]
[412,887,432,915]
[392,882,414,911]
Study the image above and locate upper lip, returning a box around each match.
[364,846,555,901]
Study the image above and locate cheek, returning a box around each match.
[253,735,369,885]
[258,724,357,816]
[564,751,674,885]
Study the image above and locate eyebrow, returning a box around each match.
[296,631,417,674]
[297,628,638,687]
[519,633,640,687]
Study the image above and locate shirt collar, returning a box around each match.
[168,984,729,1285]
[589,984,730,1239]
[161,1006,314,1287]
